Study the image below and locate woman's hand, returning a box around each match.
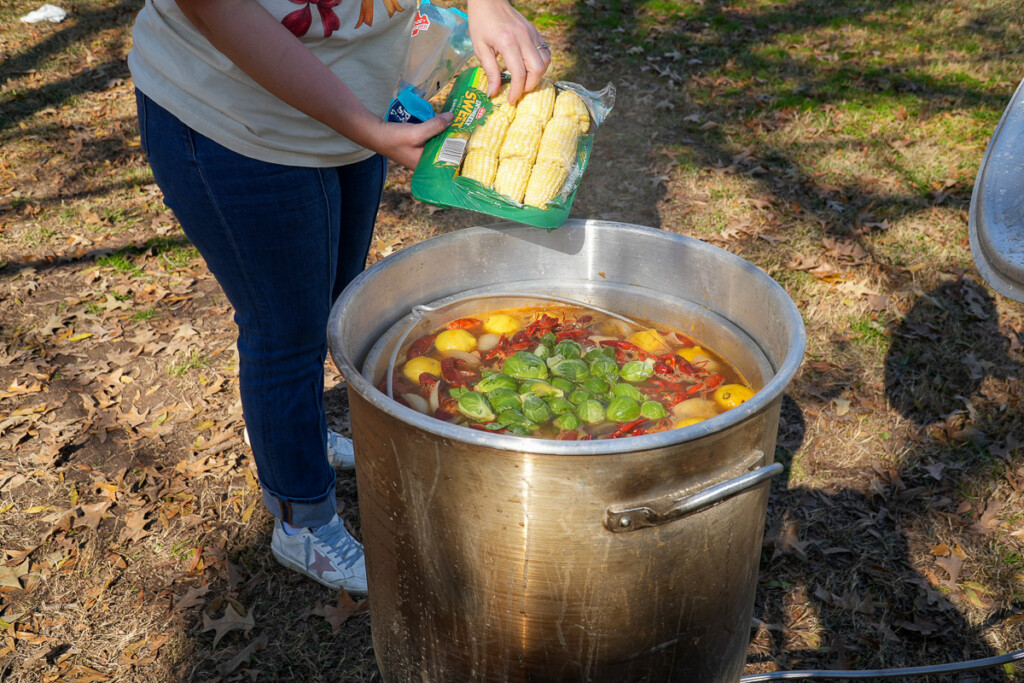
[372,112,454,170]
[466,0,551,104]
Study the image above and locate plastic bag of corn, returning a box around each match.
[410,66,615,229]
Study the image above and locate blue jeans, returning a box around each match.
[136,89,384,528]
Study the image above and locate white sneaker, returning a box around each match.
[270,516,367,594]
[242,427,356,471]
[326,429,356,470]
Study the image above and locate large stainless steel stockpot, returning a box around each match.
[326,220,805,682]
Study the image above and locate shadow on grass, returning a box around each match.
[0,0,142,132]
[749,279,1023,680]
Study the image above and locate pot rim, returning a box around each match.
[328,219,806,455]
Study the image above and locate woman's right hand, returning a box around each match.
[373,112,454,170]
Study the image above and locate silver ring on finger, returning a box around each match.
[536,41,550,51]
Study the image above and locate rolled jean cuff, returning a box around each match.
[262,480,338,528]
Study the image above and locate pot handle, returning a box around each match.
[605,452,783,533]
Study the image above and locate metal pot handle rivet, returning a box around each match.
[605,454,783,533]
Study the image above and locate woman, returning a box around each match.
[128,0,550,594]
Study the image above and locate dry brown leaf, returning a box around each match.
[0,560,29,589]
[865,294,889,311]
[173,584,210,613]
[217,632,268,676]
[202,603,254,648]
[311,591,369,633]
[74,501,113,532]
[934,553,963,589]
[970,499,1001,533]
[786,253,819,271]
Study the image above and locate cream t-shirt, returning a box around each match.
[128,0,415,167]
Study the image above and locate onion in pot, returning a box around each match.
[672,398,717,421]
[402,393,430,415]
[477,333,500,352]
[442,349,481,366]
[428,380,440,414]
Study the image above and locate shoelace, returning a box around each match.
[313,520,363,569]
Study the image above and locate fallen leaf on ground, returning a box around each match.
[311,590,369,632]
[217,632,268,676]
[202,603,255,648]
[935,553,963,589]
[969,499,1001,533]
[174,584,210,613]
[0,560,29,589]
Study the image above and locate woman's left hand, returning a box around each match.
[467,0,552,105]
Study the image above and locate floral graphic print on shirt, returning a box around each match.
[283,0,405,38]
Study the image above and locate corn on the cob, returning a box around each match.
[535,117,580,170]
[466,109,513,156]
[553,90,591,133]
[499,117,544,161]
[523,161,569,207]
[515,80,555,122]
[459,78,586,208]
[461,149,500,186]
[493,157,533,203]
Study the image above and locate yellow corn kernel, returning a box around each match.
[490,83,513,108]
[461,150,499,186]
[499,117,544,161]
[523,161,568,208]
[466,111,512,156]
[535,116,580,170]
[493,157,533,203]
[553,90,591,133]
[516,80,556,121]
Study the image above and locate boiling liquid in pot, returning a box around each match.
[381,306,755,440]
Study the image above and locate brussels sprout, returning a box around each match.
[584,346,616,362]
[568,387,593,405]
[582,377,611,395]
[551,377,576,394]
[589,355,619,380]
[521,393,553,424]
[606,396,641,423]
[641,400,670,420]
[497,409,537,432]
[474,372,518,393]
[612,382,644,401]
[575,399,607,425]
[505,423,535,436]
[487,387,522,413]
[548,357,590,382]
[540,332,557,347]
[553,339,582,359]
[620,360,654,383]
[502,351,549,380]
[554,412,582,431]
[457,391,496,423]
[544,396,575,415]
[532,343,552,360]
[518,379,563,397]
